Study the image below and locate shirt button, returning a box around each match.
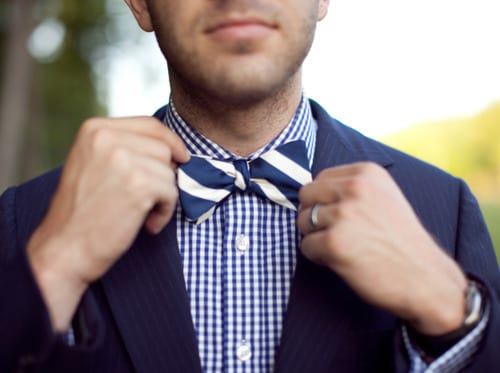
[236,340,252,362]
[235,234,250,253]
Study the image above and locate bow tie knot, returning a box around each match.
[177,140,312,224]
[233,160,251,191]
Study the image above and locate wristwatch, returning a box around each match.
[408,279,486,360]
[464,280,483,326]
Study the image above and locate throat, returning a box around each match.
[172,88,303,157]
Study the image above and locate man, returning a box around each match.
[1,0,499,372]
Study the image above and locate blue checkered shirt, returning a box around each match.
[163,96,486,372]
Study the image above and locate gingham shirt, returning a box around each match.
[166,96,315,373]
[163,97,486,372]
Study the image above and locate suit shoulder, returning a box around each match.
[374,137,458,183]
[13,168,62,210]
[310,99,459,185]
[1,168,62,249]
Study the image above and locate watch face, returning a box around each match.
[464,281,483,326]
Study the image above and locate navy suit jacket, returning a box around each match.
[1,101,500,372]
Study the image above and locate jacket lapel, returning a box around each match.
[93,105,202,372]
[101,219,202,373]
[275,101,395,372]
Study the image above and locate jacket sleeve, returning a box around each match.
[0,187,106,372]
[452,180,500,371]
[0,186,58,372]
[393,179,500,372]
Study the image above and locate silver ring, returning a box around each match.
[310,204,320,230]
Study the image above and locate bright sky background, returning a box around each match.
[107,0,500,138]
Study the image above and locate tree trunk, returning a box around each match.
[0,0,35,191]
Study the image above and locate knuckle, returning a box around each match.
[345,176,368,198]
[89,127,114,152]
[108,147,130,169]
[321,182,336,200]
[145,117,170,136]
[79,118,103,139]
[358,161,384,176]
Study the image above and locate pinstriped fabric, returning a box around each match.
[164,96,316,373]
[177,141,311,224]
[101,222,202,373]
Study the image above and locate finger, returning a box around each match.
[300,228,338,268]
[315,162,380,179]
[300,163,387,208]
[300,224,353,270]
[114,150,178,232]
[119,117,190,164]
[297,203,338,235]
[81,117,190,164]
[143,176,179,234]
[143,172,179,234]
[299,178,343,208]
[90,128,176,165]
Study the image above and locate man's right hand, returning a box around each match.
[27,117,190,332]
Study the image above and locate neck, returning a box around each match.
[169,72,303,156]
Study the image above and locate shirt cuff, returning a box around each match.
[402,302,490,373]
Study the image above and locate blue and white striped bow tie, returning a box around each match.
[177,140,312,224]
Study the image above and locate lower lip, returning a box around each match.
[208,23,275,41]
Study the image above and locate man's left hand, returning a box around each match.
[297,162,467,335]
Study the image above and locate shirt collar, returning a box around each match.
[164,95,317,167]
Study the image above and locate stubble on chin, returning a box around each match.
[209,56,300,107]
[154,1,317,107]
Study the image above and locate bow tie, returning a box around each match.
[177,140,312,224]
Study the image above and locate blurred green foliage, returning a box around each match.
[0,0,139,182]
[30,0,115,175]
[383,103,500,201]
[481,203,500,263]
[36,0,108,170]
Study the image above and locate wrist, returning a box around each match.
[28,230,88,331]
[406,261,468,335]
[407,279,486,360]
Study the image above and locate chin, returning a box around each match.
[200,61,300,106]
